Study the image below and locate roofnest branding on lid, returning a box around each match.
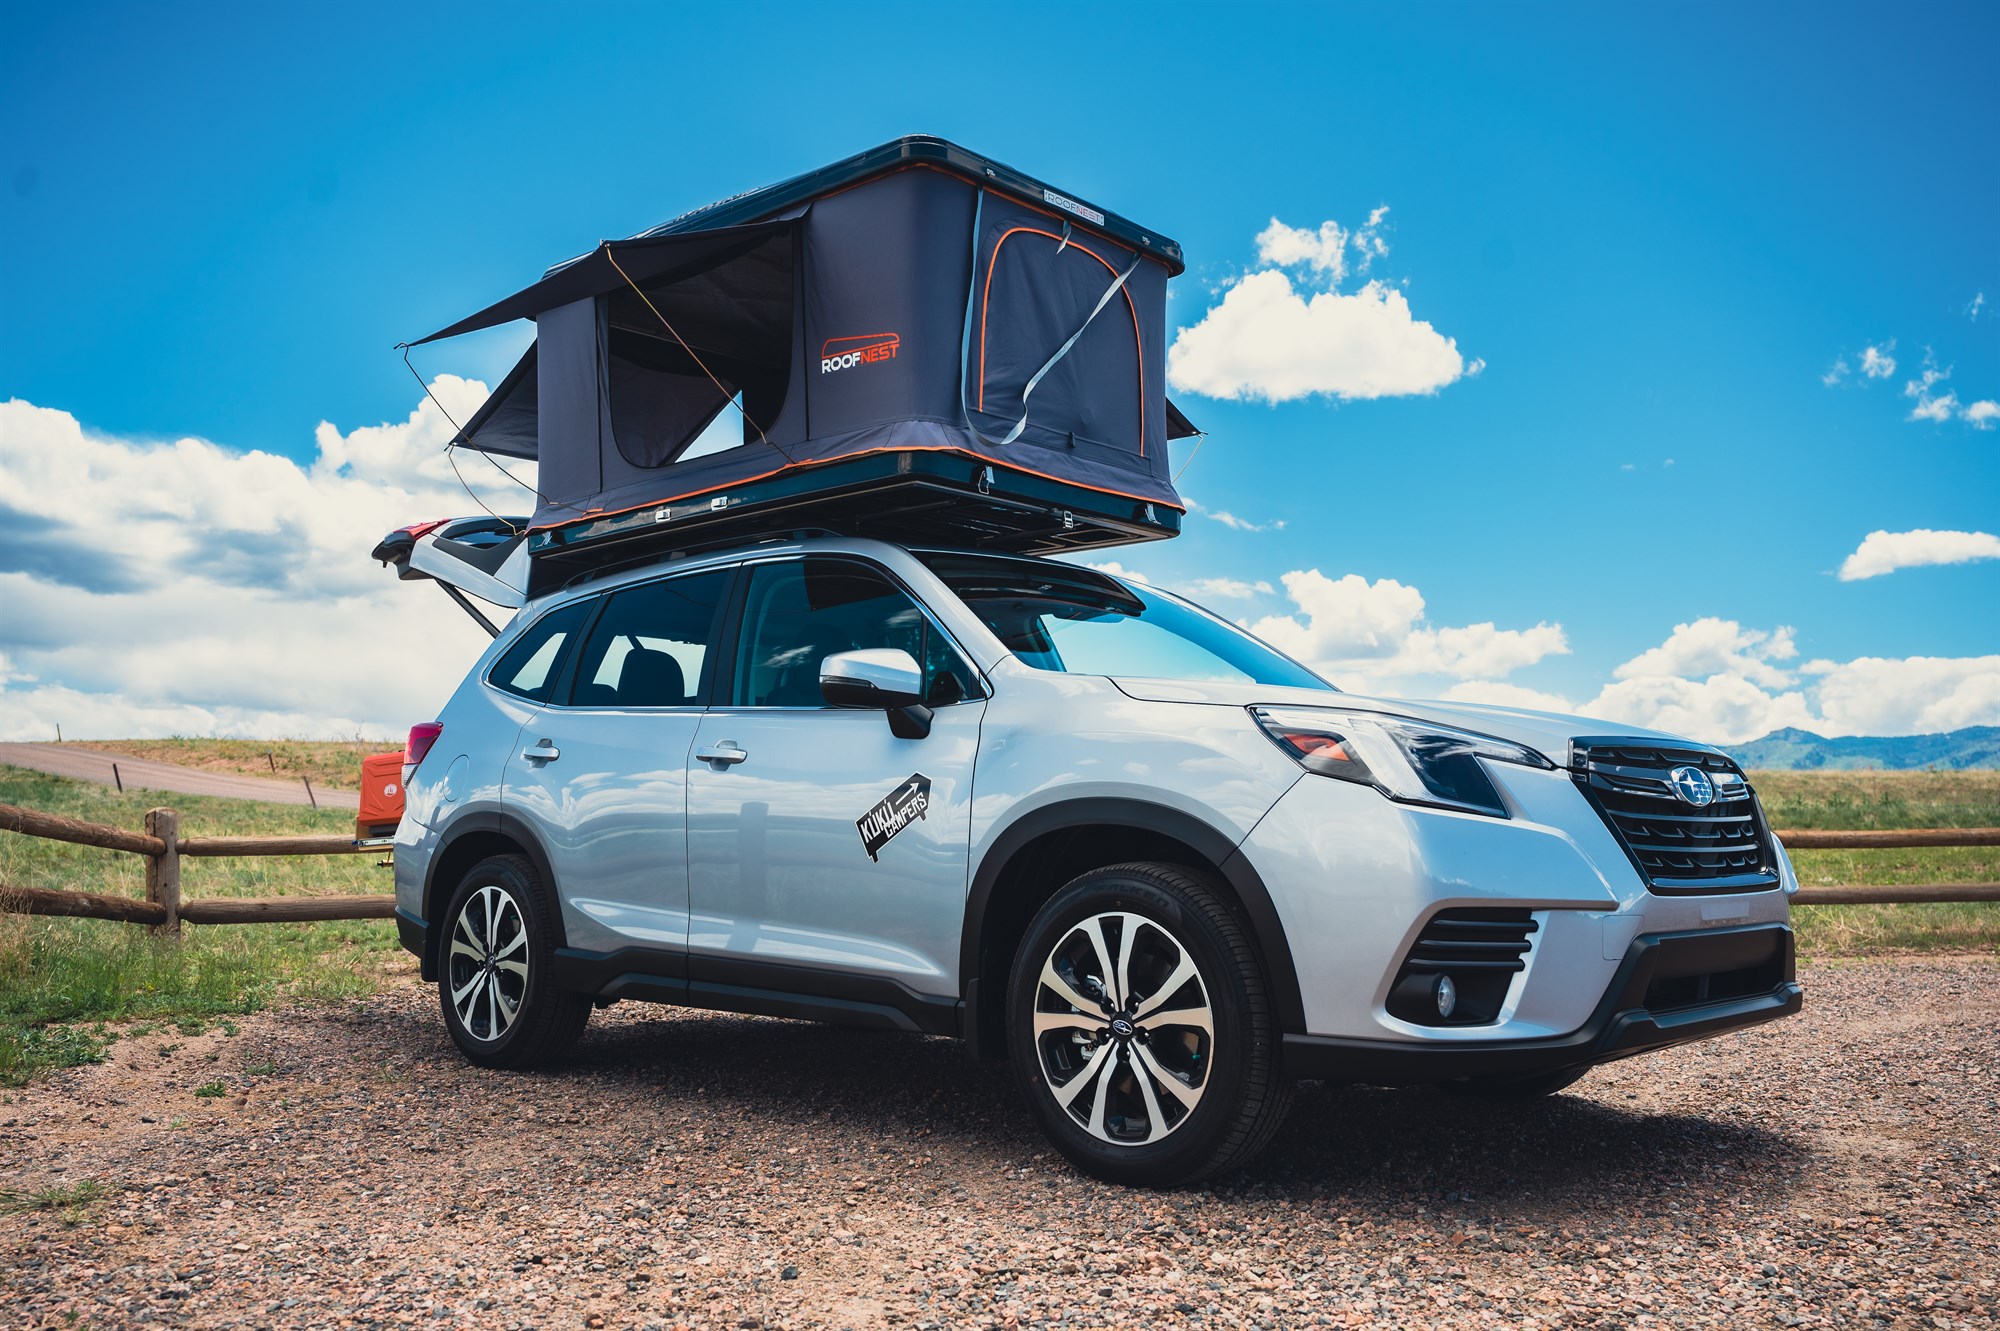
[821,333,902,375]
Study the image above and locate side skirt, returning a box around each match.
[550,946,962,1038]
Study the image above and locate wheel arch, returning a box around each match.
[959,798,1305,1058]
[418,810,563,981]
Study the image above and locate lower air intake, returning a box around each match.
[1387,908,1539,1026]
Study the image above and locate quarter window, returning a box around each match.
[732,558,977,708]
[489,600,593,703]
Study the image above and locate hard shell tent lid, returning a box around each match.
[411,137,1198,552]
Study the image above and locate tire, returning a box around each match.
[1439,1066,1591,1100]
[435,854,591,1069]
[1006,861,1293,1187]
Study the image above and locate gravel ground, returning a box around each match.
[3,956,1995,1331]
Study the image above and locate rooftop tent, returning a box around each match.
[411,137,1199,567]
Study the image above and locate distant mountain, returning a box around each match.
[1733,726,2000,771]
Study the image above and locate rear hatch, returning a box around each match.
[371,515,531,633]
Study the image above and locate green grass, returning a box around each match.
[1,765,402,1084]
[0,1179,109,1224]
[1751,770,2000,959]
[1751,768,2000,831]
[65,736,400,793]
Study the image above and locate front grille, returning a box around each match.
[1388,908,1538,1025]
[1571,741,1777,893]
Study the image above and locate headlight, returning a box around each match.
[1251,706,1555,818]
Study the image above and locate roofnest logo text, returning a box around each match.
[821,333,901,374]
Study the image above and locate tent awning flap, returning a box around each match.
[411,209,805,346]
[453,342,540,458]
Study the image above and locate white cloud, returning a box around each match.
[1821,357,1850,387]
[1586,672,1818,746]
[1909,391,1960,423]
[1167,206,1473,404]
[1255,218,1351,281]
[0,387,530,740]
[1167,272,1475,403]
[1969,292,1986,322]
[1205,508,1286,533]
[1859,343,1897,379]
[1903,350,1958,422]
[1838,528,2000,580]
[1611,618,1797,690]
[1572,621,2000,744]
[1246,570,1568,690]
[1184,577,1274,600]
[1963,399,1998,429]
[1804,655,2000,735]
[1081,560,1151,584]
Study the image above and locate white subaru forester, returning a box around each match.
[391,534,1802,1187]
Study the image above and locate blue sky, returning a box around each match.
[1,0,1995,742]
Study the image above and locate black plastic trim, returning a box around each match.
[957,797,1307,1058]
[395,907,428,963]
[1283,922,1801,1084]
[420,809,567,979]
[549,946,960,1037]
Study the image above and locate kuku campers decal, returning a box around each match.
[857,773,931,861]
[821,333,901,375]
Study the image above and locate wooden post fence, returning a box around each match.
[0,800,1995,931]
[0,801,396,932]
[145,807,179,936]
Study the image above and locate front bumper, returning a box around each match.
[1283,921,1801,1083]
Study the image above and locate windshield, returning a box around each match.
[919,553,1332,690]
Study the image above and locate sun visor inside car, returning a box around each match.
[409,138,1193,560]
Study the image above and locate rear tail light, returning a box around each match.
[398,519,448,539]
[405,722,444,773]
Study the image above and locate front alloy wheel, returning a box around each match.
[1008,862,1292,1187]
[1032,911,1215,1145]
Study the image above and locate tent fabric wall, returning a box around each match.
[425,147,1189,533]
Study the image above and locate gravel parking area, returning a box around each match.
[4,956,1995,1330]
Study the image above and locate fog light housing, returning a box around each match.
[1435,973,1457,1019]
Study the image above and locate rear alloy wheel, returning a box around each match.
[436,854,590,1069]
[1009,862,1291,1187]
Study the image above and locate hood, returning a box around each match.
[1108,677,1721,763]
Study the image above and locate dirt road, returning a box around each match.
[3,957,1995,1329]
[0,743,360,811]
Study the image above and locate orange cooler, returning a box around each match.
[356,752,406,839]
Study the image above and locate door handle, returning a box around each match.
[695,742,749,766]
[521,740,560,762]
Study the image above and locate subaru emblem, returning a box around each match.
[1668,765,1716,807]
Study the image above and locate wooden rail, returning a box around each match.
[1772,827,2000,849]
[0,801,393,934]
[0,801,1995,933]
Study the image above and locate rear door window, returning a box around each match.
[489,600,593,703]
[568,570,731,709]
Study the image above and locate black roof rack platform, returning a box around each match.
[525,451,1177,597]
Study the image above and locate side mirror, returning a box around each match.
[821,649,933,739]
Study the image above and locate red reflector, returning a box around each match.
[406,721,444,769]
